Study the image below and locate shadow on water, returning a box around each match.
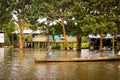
[0,48,120,80]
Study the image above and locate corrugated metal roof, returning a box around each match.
[12,30,46,34]
[88,33,112,39]
[0,30,4,33]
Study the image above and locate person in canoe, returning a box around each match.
[46,46,53,58]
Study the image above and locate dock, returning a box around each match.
[35,56,120,62]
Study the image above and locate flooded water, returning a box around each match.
[0,48,120,80]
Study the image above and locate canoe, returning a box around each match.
[34,56,120,62]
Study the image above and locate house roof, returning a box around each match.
[88,33,112,39]
[0,30,4,33]
[12,30,46,34]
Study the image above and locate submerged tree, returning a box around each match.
[40,0,79,50]
[84,0,120,53]
[69,0,88,51]
[12,0,44,49]
[11,0,32,49]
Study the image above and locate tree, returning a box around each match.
[12,0,44,49]
[68,0,120,52]
[0,0,12,30]
[4,22,16,46]
[0,0,17,46]
[84,0,120,52]
[41,0,79,50]
[68,0,88,51]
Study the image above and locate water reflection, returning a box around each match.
[0,48,35,80]
[35,62,120,80]
[0,48,120,80]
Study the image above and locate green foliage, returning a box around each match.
[5,22,16,35]
[26,34,33,42]
[82,36,88,43]
[4,22,16,46]
[0,0,120,47]
[82,43,89,48]
[0,0,13,30]
[84,0,120,34]
[40,0,79,35]
[4,33,11,46]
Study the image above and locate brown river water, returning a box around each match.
[0,48,120,80]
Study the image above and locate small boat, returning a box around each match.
[117,51,120,56]
[34,56,120,62]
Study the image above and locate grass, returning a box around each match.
[82,42,89,48]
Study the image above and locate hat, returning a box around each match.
[48,46,52,49]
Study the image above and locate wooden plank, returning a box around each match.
[34,56,120,62]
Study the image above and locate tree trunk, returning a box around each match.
[112,35,114,50]
[99,31,103,56]
[18,22,24,50]
[19,31,23,49]
[60,20,70,50]
[76,34,82,51]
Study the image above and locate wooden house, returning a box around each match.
[53,35,77,49]
[88,33,112,50]
[114,34,120,50]
[12,30,77,49]
[0,30,4,47]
